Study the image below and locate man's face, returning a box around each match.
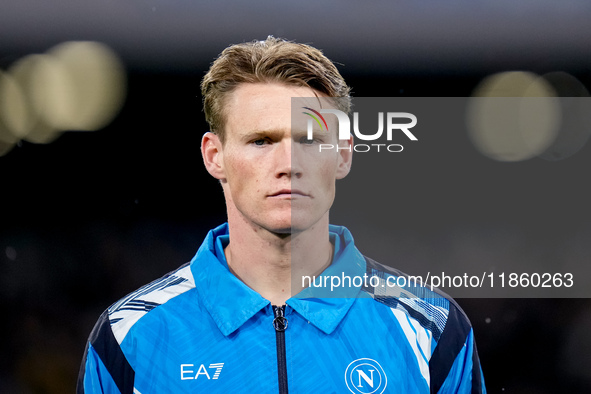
[203,82,352,234]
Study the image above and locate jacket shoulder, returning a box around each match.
[361,256,473,343]
[361,256,484,392]
[107,262,196,344]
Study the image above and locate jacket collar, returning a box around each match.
[190,223,366,337]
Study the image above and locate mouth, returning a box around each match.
[268,189,310,198]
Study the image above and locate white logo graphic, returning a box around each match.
[302,107,417,153]
[305,109,417,141]
[344,358,387,394]
[180,363,224,380]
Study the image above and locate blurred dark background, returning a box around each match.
[2,1,591,393]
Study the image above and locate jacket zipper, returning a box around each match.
[273,305,289,394]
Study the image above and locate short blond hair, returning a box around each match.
[201,37,351,143]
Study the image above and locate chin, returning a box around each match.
[258,212,324,235]
[264,220,304,235]
[257,216,291,235]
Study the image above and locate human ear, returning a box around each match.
[201,132,226,180]
[336,135,353,179]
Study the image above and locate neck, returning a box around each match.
[224,215,333,306]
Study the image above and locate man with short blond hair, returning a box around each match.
[78,37,486,393]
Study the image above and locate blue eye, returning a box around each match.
[299,137,316,145]
[253,139,267,146]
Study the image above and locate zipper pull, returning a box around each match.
[272,305,288,332]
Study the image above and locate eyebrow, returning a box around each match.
[238,129,286,140]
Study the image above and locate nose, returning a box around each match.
[274,138,303,179]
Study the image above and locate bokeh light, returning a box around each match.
[538,72,591,161]
[0,70,29,142]
[0,41,126,157]
[9,55,61,144]
[44,41,126,131]
[467,71,561,162]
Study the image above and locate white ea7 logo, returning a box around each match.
[344,358,387,394]
[304,108,418,141]
[180,363,224,380]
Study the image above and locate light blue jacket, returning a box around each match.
[78,223,486,393]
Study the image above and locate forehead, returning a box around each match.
[223,82,332,133]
